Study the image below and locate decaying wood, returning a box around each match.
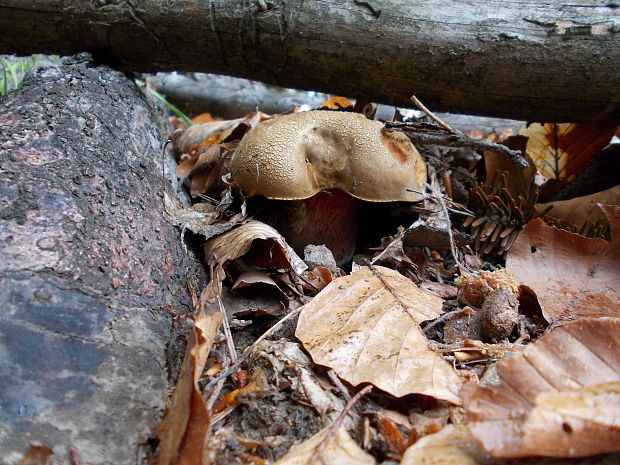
[0,0,618,123]
[0,56,207,464]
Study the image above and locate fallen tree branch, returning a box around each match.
[385,121,528,167]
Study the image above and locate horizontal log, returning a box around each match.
[0,0,619,123]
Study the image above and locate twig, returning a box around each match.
[370,229,407,265]
[387,122,528,167]
[327,369,352,402]
[410,94,457,133]
[217,295,238,364]
[306,385,373,465]
[437,192,468,274]
[294,270,321,292]
[206,358,230,410]
[203,306,304,393]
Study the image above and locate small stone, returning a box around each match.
[303,244,338,274]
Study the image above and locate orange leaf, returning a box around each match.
[320,96,354,109]
[519,123,616,181]
[192,112,215,124]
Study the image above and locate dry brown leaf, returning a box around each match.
[401,425,620,465]
[537,184,620,234]
[518,123,616,181]
[303,266,335,292]
[272,425,376,465]
[229,270,289,316]
[460,318,620,459]
[295,266,462,404]
[483,135,537,198]
[204,220,307,275]
[400,424,489,465]
[505,208,620,322]
[156,281,223,465]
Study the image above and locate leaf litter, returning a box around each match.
[148,94,620,465]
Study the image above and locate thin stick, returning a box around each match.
[370,229,407,265]
[203,306,304,393]
[217,295,238,364]
[387,122,528,167]
[306,385,373,465]
[327,369,352,402]
[206,358,230,410]
[410,94,457,133]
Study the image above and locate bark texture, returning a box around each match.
[0,0,618,123]
[0,56,206,464]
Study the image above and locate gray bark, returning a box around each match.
[0,56,206,464]
[0,0,618,123]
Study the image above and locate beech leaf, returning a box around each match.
[400,425,489,465]
[505,210,620,322]
[272,425,376,465]
[518,123,616,181]
[460,318,620,459]
[295,266,462,404]
[537,185,620,235]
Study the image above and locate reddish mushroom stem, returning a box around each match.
[277,189,360,265]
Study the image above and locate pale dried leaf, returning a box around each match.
[400,425,620,465]
[273,425,376,465]
[172,117,246,154]
[295,266,461,404]
[461,318,620,459]
[400,425,488,465]
[204,220,307,275]
[229,270,289,316]
[505,215,620,322]
[163,191,242,241]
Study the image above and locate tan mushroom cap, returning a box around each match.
[230,111,426,202]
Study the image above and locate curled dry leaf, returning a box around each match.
[204,220,307,275]
[505,207,620,322]
[419,281,458,300]
[272,425,376,465]
[460,318,620,459]
[156,282,224,465]
[295,266,462,404]
[537,185,620,237]
[231,270,289,316]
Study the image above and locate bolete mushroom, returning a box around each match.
[230,110,426,264]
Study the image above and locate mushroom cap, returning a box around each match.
[230,111,426,202]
